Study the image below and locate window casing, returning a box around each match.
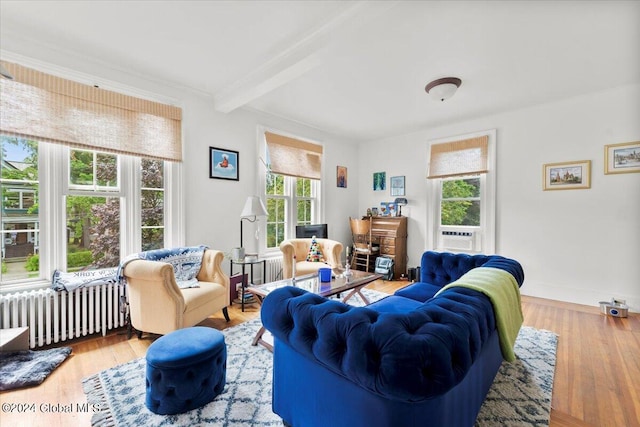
[259,127,322,254]
[427,130,496,254]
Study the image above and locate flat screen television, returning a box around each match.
[296,224,328,239]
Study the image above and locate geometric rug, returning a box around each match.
[475,325,558,426]
[0,347,72,391]
[83,290,558,426]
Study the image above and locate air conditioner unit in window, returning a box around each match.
[439,231,481,253]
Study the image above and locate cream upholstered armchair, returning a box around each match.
[279,238,343,279]
[122,248,230,337]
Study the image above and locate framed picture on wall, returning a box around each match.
[604,141,640,174]
[209,147,239,181]
[542,160,591,190]
[337,166,347,188]
[390,175,405,196]
[373,172,386,191]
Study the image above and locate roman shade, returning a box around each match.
[264,131,322,180]
[0,61,182,162]
[427,136,488,179]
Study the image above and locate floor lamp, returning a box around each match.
[238,196,268,260]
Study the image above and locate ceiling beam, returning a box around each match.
[213,0,397,114]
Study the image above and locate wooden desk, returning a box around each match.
[369,216,407,280]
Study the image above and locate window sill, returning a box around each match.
[0,280,51,295]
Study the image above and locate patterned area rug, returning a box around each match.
[82,290,558,426]
[0,347,72,391]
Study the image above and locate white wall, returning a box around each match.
[1,47,360,272]
[358,84,640,311]
[4,45,638,310]
[181,97,361,258]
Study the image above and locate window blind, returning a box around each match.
[427,135,488,179]
[264,131,323,180]
[0,61,182,162]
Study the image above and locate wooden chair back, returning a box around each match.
[349,217,374,251]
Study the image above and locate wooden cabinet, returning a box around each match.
[369,216,407,280]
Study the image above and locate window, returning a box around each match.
[141,159,165,251]
[261,129,322,252]
[441,177,481,226]
[65,149,121,270]
[265,173,319,249]
[1,137,39,282]
[427,130,496,254]
[0,61,183,290]
[0,137,179,289]
[265,174,286,249]
[296,178,314,227]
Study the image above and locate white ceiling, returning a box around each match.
[1,1,639,142]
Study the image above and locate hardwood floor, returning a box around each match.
[1,279,638,427]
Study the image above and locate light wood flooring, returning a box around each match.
[1,279,638,427]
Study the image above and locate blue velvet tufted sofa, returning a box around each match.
[261,251,525,427]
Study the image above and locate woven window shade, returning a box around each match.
[427,136,488,179]
[264,131,323,180]
[0,61,182,162]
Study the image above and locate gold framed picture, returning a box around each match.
[604,141,640,174]
[543,160,591,191]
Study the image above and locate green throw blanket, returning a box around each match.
[435,267,523,362]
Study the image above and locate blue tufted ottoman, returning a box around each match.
[145,326,226,415]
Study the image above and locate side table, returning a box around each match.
[229,258,266,312]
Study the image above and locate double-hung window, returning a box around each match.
[0,61,182,290]
[427,130,496,254]
[261,130,322,252]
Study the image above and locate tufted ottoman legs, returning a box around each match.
[145,326,226,415]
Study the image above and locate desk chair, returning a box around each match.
[349,217,379,273]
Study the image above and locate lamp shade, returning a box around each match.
[394,198,408,206]
[240,196,268,218]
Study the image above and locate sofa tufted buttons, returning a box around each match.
[370,350,381,365]
[421,367,434,381]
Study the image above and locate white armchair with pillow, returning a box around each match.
[279,238,343,279]
[121,246,230,337]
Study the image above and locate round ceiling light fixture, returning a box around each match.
[425,77,462,102]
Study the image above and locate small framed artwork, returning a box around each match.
[382,201,397,217]
[390,175,405,196]
[373,172,386,191]
[209,147,239,181]
[543,160,591,190]
[605,141,640,174]
[337,166,347,188]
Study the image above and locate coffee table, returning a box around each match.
[246,268,382,351]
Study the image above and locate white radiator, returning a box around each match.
[265,256,283,282]
[0,284,126,349]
